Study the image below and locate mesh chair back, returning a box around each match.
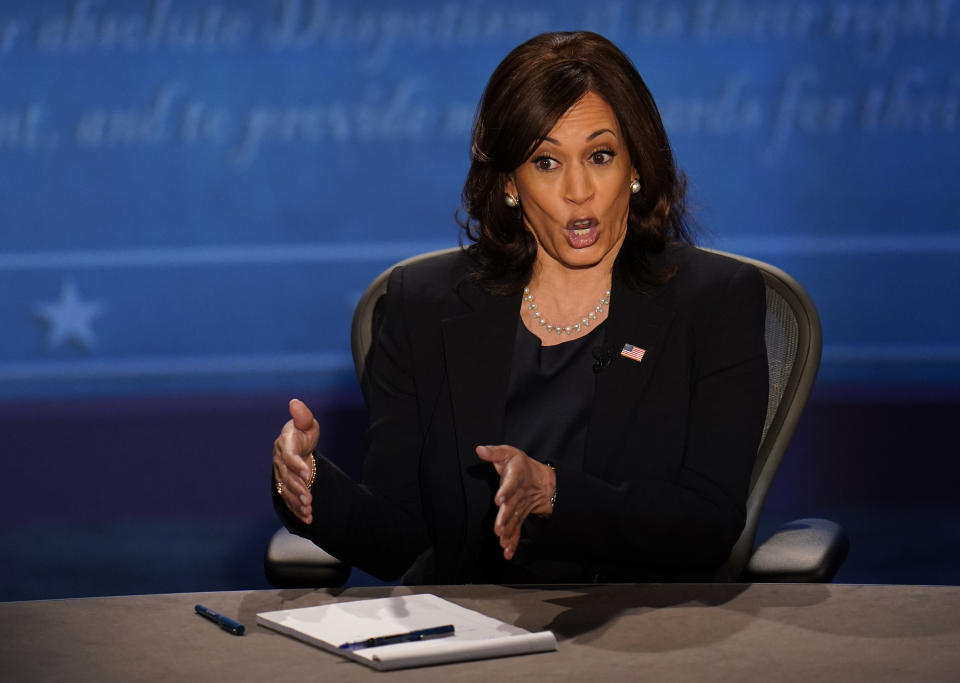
[705,249,822,579]
[350,247,822,580]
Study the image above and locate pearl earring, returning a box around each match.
[629,179,641,194]
[505,193,519,208]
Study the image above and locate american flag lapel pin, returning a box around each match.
[620,343,646,363]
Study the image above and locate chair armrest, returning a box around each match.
[742,518,849,583]
[263,527,351,588]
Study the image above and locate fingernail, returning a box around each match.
[300,495,307,504]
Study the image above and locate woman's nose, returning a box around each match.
[564,166,594,205]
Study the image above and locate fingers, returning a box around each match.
[476,444,523,462]
[495,497,527,538]
[277,424,313,480]
[475,444,521,477]
[272,446,311,499]
[288,398,315,432]
[495,503,524,560]
[482,446,531,559]
[474,444,501,462]
[274,469,312,524]
[278,480,313,524]
[272,440,314,524]
[478,444,556,559]
[272,397,320,525]
[502,529,521,560]
[288,398,320,455]
[475,445,502,476]
[276,475,312,524]
[494,459,522,506]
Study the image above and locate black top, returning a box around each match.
[273,245,769,585]
[479,319,606,582]
[503,320,606,467]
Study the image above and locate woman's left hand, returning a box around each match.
[476,444,556,560]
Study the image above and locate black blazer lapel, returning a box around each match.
[585,278,675,477]
[441,279,519,565]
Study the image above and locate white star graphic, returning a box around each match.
[34,281,107,350]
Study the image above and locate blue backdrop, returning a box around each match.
[2,0,958,399]
[1,0,959,598]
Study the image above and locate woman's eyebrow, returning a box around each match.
[587,128,616,141]
[541,128,617,146]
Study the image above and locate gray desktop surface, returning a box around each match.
[2,583,959,681]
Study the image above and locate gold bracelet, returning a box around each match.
[535,464,557,518]
[306,452,317,488]
[547,464,557,511]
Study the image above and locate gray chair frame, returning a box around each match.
[265,247,848,586]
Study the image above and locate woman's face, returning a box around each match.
[506,91,637,275]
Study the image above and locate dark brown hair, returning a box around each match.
[459,31,692,294]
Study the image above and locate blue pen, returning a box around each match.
[195,604,245,636]
[339,624,455,650]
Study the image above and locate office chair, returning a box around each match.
[265,247,848,587]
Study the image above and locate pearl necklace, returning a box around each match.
[522,286,611,336]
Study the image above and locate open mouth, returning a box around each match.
[565,218,599,248]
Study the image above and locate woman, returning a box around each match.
[272,31,768,583]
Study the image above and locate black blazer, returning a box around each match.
[275,244,768,583]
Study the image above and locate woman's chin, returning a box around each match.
[551,250,607,271]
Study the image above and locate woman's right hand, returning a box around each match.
[272,398,320,524]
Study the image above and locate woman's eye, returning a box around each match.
[591,150,614,165]
[533,156,558,171]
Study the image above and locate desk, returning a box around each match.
[2,584,959,681]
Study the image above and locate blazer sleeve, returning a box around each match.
[272,265,431,580]
[531,260,768,570]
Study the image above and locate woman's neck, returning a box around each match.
[522,261,613,345]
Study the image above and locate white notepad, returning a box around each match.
[256,593,557,671]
